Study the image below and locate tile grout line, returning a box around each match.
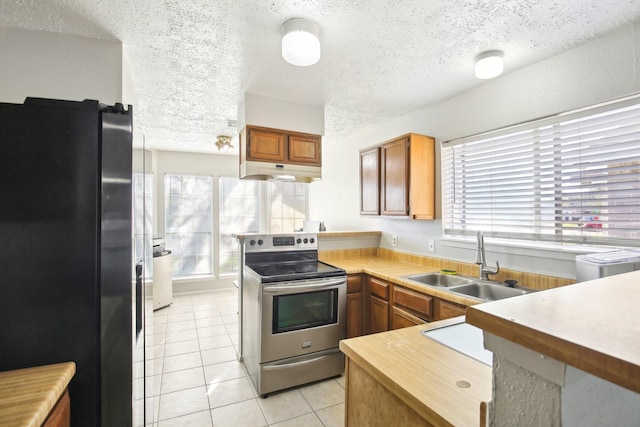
[151,289,344,427]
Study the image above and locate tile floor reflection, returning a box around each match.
[136,288,345,426]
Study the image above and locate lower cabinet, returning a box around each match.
[390,285,433,329]
[390,306,424,329]
[369,295,389,334]
[44,389,71,427]
[346,274,364,338]
[360,274,469,335]
[366,276,390,335]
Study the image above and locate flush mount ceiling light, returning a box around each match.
[281,18,321,66]
[475,50,504,79]
[215,135,233,152]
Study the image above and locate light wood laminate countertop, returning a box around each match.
[0,362,75,427]
[317,230,382,238]
[466,270,640,394]
[340,319,492,426]
[320,255,483,307]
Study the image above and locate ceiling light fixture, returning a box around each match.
[215,135,233,152]
[474,50,504,79]
[281,18,321,67]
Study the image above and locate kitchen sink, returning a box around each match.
[403,273,475,287]
[403,272,537,302]
[449,283,530,301]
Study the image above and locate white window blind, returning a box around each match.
[442,94,640,247]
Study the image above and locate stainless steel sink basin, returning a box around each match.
[404,273,475,287]
[449,283,530,301]
[403,272,536,302]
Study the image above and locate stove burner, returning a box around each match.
[250,261,319,277]
[244,248,346,283]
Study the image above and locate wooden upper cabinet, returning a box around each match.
[381,137,410,216]
[408,134,436,220]
[288,134,322,165]
[245,126,321,166]
[359,147,380,215]
[247,127,286,162]
[360,133,435,219]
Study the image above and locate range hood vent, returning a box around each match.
[240,160,321,183]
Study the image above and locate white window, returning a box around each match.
[442,94,640,247]
[217,177,308,274]
[269,181,308,233]
[164,174,213,277]
[218,177,261,275]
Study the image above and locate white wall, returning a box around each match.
[311,21,640,279]
[0,27,122,104]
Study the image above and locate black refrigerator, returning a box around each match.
[0,98,133,426]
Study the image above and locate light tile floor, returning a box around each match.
[139,288,345,427]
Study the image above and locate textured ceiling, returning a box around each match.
[2,0,640,154]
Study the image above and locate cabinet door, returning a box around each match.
[288,134,322,165]
[247,128,286,162]
[346,292,363,338]
[391,306,426,330]
[381,137,409,216]
[408,134,436,219]
[369,295,389,334]
[360,147,380,215]
[346,274,364,338]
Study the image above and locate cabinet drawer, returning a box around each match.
[347,274,363,293]
[393,286,433,319]
[437,300,466,320]
[368,277,389,300]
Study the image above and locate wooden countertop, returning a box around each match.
[317,230,382,238]
[340,319,492,426]
[321,255,482,307]
[466,270,640,394]
[0,362,75,427]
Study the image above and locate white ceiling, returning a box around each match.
[2,0,640,155]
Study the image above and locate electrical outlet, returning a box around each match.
[427,239,435,252]
[392,236,398,247]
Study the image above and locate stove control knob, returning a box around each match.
[257,239,264,245]
[296,238,302,244]
[249,239,256,246]
[310,238,315,243]
[303,238,308,244]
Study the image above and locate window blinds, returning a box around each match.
[442,94,640,247]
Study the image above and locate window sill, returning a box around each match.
[441,236,625,262]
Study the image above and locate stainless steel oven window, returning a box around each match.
[272,289,338,334]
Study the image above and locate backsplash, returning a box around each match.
[319,248,575,290]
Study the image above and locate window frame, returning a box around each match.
[164,173,214,279]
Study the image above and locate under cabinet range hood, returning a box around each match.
[240,160,321,182]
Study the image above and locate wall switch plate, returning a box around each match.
[427,239,435,252]
[392,236,398,247]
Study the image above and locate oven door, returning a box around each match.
[261,276,346,363]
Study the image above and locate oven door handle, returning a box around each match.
[262,277,346,294]
[262,350,342,371]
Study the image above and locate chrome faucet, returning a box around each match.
[475,230,499,280]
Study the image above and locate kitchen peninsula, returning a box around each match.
[339,261,640,425]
